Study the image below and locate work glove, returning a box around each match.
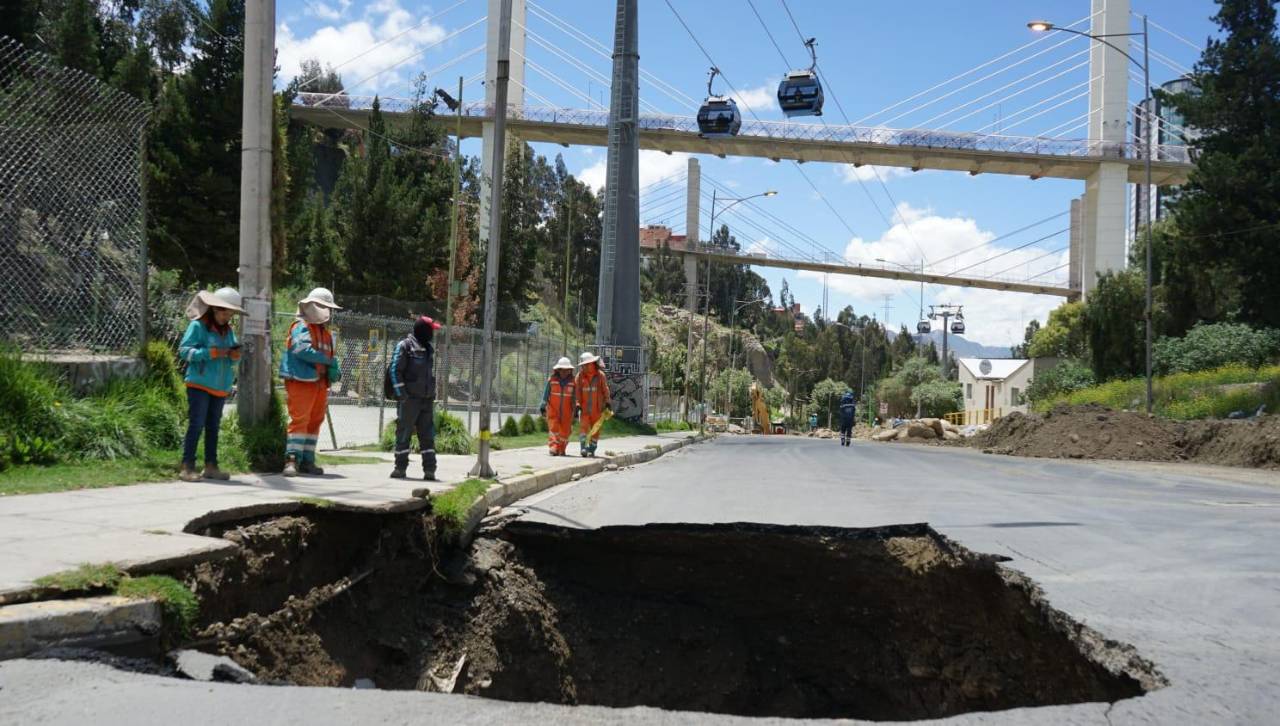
[539,404,547,416]
[604,403,612,412]
[208,347,221,359]
[228,346,242,361]
[327,360,342,383]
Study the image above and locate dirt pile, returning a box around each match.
[968,404,1280,469]
[183,514,1163,721]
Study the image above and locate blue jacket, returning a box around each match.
[279,320,341,383]
[839,393,857,426]
[389,335,434,399]
[179,320,238,396]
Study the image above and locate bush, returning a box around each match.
[1153,323,1280,375]
[435,410,472,454]
[518,413,537,434]
[380,418,397,451]
[0,351,65,443]
[1026,360,1096,405]
[233,389,287,471]
[537,415,549,432]
[655,419,692,432]
[1041,363,1280,419]
[500,415,520,437]
[910,380,963,418]
[140,340,184,406]
[57,397,149,460]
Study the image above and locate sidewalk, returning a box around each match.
[0,433,697,604]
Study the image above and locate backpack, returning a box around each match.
[383,363,397,400]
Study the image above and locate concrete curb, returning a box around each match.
[0,596,162,660]
[456,433,706,545]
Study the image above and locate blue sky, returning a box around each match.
[274,0,1218,347]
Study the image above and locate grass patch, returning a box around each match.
[292,496,337,508]
[315,454,382,465]
[115,574,200,638]
[430,477,491,531]
[655,419,693,432]
[1038,364,1280,420]
[35,562,126,591]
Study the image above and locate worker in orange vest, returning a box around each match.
[539,357,577,456]
[575,351,610,457]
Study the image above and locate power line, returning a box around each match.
[746,0,793,68]
[929,211,1068,267]
[948,227,1069,276]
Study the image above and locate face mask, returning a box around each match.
[300,302,330,325]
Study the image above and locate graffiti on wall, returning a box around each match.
[594,345,647,422]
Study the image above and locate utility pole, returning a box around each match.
[928,304,963,379]
[439,76,464,409]
[470,0,513,479]
[563,190,573,356]
[881,295,893,331]
[236,0,274,426]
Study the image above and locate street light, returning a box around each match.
[1029,15,1155,414]
[699,189,778,435]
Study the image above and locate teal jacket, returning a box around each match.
[179,320,238,396]
[279,319,341,383]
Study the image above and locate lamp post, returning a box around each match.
[726,296,769,417]
[1029,16,1154,414]
[699,189,777,435]
[434,78,463,409]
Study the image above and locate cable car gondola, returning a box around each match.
[776,38,824,117]
[950,312,966,336]
[916,318,931,335]
[697,67,742,138]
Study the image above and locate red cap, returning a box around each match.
[419,315,443,330]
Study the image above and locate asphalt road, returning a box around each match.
[3,437,1278,724]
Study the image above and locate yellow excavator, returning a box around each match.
[749,382,772,435]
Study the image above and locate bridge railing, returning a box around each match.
[295,93,1193,164]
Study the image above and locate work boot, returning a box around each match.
[423,468,437,482]
[390,467,407,479]
[282,457,299,477]
[178,464,201,482]
[298,461,325,476]
[201,465,230,481]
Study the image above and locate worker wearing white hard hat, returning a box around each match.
[575,351,609,457]
[280,287,343,476]
[540,357,578,456]
[178,287,245,482]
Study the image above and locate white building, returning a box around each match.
[956,358,1057,424]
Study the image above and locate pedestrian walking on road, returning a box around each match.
[178,287,244,482]
[575,351,610,457]
[838,390,857,447]
[388,316,441,481]
[540,357,577,456]
[280,287,342,477]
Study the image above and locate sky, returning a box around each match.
[272,0,1220,348]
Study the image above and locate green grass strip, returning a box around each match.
[431,478,492,531]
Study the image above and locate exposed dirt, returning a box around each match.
[967,403,1280,469]
[182,513,1163,721]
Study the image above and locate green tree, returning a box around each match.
[911,380,963,418]
[807,378,849,427]
[1160,0,1280,329]
[53,0,102,77]
[1027,301,1088,359]
[1084,270,1147,380]
[1025,360,1096,405]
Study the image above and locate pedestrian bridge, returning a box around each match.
[292,94,1193,186]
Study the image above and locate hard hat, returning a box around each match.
[579,351,600,366]
[299,287,342,309]
[186,286,245,319]
[553,356,574,370]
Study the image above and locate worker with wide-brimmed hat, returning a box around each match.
[574,350,610,457]
[540,357,577,456]
[178,287,245,482]
[280,287,342,477]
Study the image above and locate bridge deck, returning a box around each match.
[292,96,1192,186]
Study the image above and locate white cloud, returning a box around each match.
[277,1,449,95]
[836,164,910,184]
[730,83,776,117]
[746,237,775,255]
[799,203,1069,346]
[581,150,692,193]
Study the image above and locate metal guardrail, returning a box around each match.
[295,93,1194,165]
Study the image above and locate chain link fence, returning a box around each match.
[0,37,150,353]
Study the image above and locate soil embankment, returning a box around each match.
[967,403,1280,469]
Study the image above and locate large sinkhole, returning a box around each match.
[183,513,1163,721]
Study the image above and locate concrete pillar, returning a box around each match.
[478,0,526,248]
[1068,197,1082,293]
[1082,0,1131,297]
[684,157,701,313]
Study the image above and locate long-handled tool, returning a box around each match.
[588,408,614,439]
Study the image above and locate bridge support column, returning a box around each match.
[478,0,525,249]
[1081,0,1131,298]
[682,158,700,422]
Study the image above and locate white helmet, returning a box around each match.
[186,286,244,319]
[299,287,342,309]
[553,356,574,370]
[579,351,600,366]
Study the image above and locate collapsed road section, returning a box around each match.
[165,510,1165,721]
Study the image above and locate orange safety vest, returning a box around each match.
[576,366,609,418]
